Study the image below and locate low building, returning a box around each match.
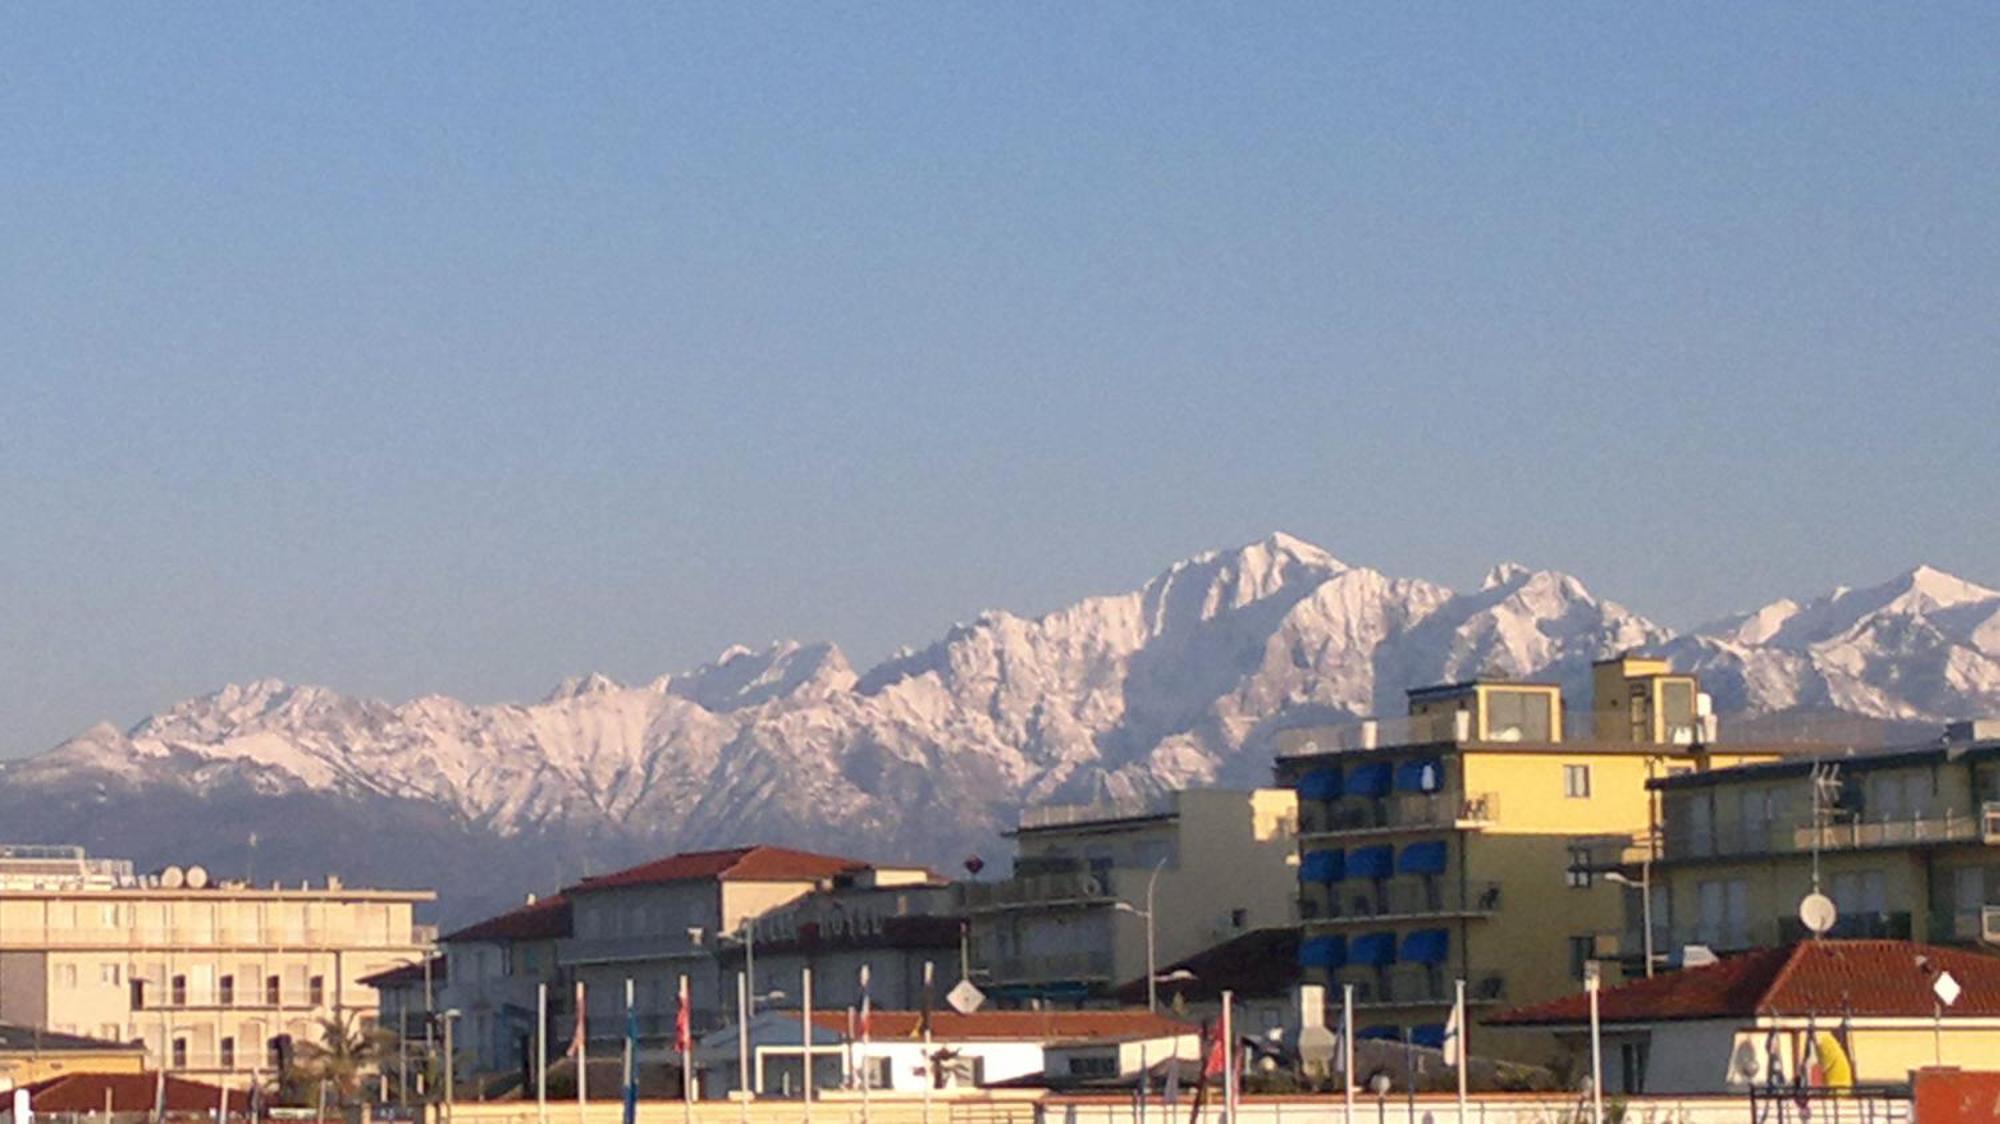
[1486,939,2000,1094]
[1635,721,2000,959]
[965,789,1299,1006]
[1110,927,1299,1042]
[0,1024,146,1088]
[695,1008,1197,1097]
[435,893,568,1079]
[0,845,434,1087]
[1273,658,1799,1059]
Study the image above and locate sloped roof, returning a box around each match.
[441,893,572,944]
[357,955,448,989]
[807,1009,1194,1043]
[1111,928,1298,1003]
[569,847,868,893]
[0,1023,144,1054]
[1488,941,2000,1027]
[20,1073,231,1113]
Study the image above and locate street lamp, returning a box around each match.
[440,1009,462,1123]
[1113,858,1171,1012]
[1603,866,1655,979]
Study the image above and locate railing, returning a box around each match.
[1279,714,1470,757]
[988,950,1115,984]
[962,870,1127,911]
[1279,703,1903,759]
[1340,969,1507,1007]
[1016,795,1178,831]
[1298,792,1498,835]
[1300,878,1502,922]
[1663,805,1997,860]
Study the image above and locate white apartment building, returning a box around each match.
[0,846,434,1087]
[965,789,1299,1005]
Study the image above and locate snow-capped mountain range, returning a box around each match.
[4,534,1996,924]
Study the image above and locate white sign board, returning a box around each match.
[946,978,986,1015]
[1934,970,1962,1008]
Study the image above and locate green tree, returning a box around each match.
[287,1012,394,1107]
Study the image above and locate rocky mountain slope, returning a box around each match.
[3,534,1994,924]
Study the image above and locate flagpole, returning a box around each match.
[1221,990,1237,1124]
[537,983,549,1124]
[920,961,934,1124]
[737,971,751,1124]
[1454,978,1468,1124]
[680,975,694,1124]
[623,978,637,1124]
[1342,984,1355,1124]
[859,965,873,1124]
[800,967,814,1124]
[577,981,588,1124]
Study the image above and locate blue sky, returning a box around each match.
[2,4,1995,757]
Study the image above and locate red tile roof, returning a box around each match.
[21,1073,232,1113]
[807,1009,1195,1043]
[441,893,572,944]
[357,954,448,988]
[570,847,868,892]
[1488,941,2000,1027]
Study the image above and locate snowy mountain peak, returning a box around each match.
[543,672,624,702]
[1481,562,1532,590]
[1893,564,1997,609]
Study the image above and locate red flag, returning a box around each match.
[1202,1018,1225,1079]
[674,975,692,1053]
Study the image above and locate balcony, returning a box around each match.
[1662,805,1997,862]
[963,870,1128,912]
[1298,793,1498,838]
[1300,878,1502,924]
[1015,795,1177,832]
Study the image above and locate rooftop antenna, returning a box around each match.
[1809,760,1842,896]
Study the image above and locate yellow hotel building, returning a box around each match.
[0,846,433,1087]
[1272,656,1793,1062]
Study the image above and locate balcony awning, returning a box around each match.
[1348,845,1394,880]
[1359,1025,1402,1041]
[1300,849,1346,884]
[1400,928,1450,964]
[1346,762,1393,798]
[1393,757,1444,793]
[1350,931,1398,966]
[1298,767,1343,801]
[1411,1023,1447,1050]
[1397,840,1448,876]
[1298,935,1347,970]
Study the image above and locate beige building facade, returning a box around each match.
[964,788,1299,1005]
[0,847,433,1087]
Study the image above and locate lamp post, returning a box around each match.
[1114,858,1170,1012]
[441,1009,462,1124]
[1605,865,1654,979]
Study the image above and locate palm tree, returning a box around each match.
[288,1011,394,1107]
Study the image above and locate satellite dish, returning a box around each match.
[160,866,185,889]
[186,866,210,890]
[1799,893,1838,936]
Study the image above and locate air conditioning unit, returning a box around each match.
[1982,905,2000,945]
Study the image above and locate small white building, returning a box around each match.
[696,1008,1199,1097]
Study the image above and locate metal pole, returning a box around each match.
[745,921,757,1019]
[400,1004,411,1107]
[921,961,934,1124]
[538,984,549,1124]
[1342,984,1355,1124]
[801,967,814,1124]
[444,1013,456,1124]
[1402,1028,1414,1124]
[424,958,435,1110]
[1222,990,1237,1124]
[577,982,587,1123]
[1146,857,1166,1013]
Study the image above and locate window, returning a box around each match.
[309,975,325,1007]
[171,1037,188,1070]
[100,963,121,987]
[1568,936,1595,981]
[1697,878,1750,948]
[1487,689,1552,742]
[268,1035,289,1071]
[1563,765,1592,799]
[522,948,540,974]
[1566,845,1594,888]
[171,975,187,1006]
[131,979,148,1010]
[1619,1041,1649,1094]
[56,963,78,989]
[1067,1054,1118,1077]
[266,975,282,1006]
[100,1024,121,1042]
[220,1036,236,1070]
[220,974,235,1006]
